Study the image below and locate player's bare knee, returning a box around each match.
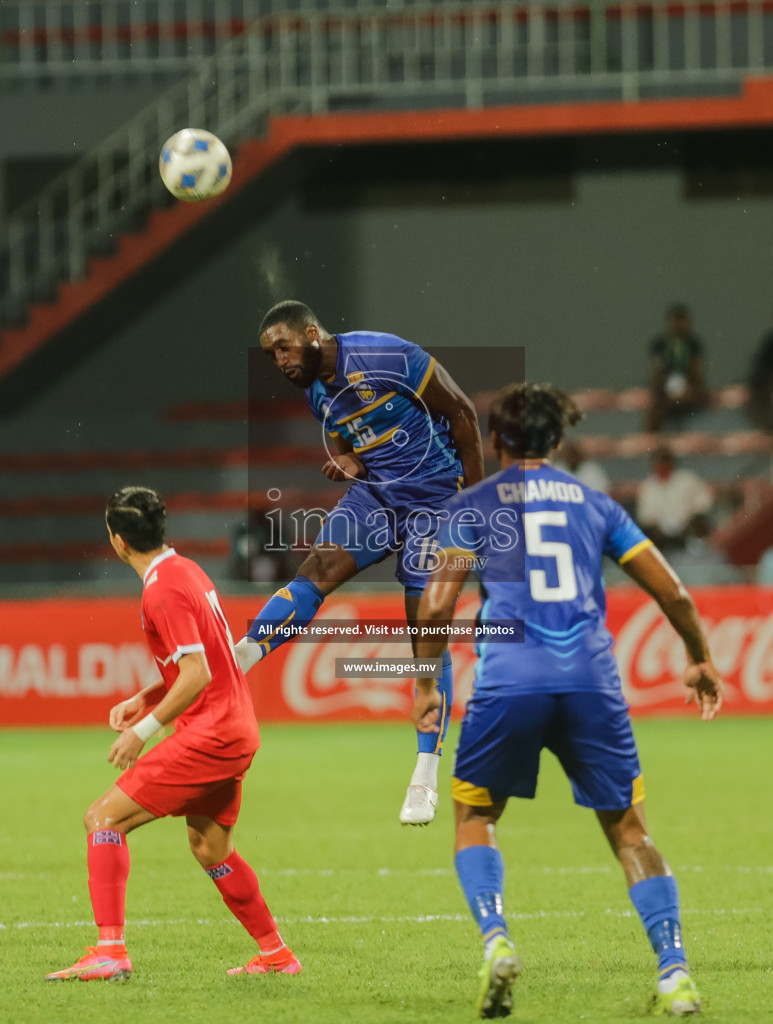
[455,800,506,831]
[84,799,115,833]
[187,832,228,868]
[598,805,646,850]
[187,830,209,864]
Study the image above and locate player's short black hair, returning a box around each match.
[259,300,320,337]
[105,486,167,552]
[489,383,582,458]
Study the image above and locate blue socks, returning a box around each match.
[455,852,686,971]
[245,576,324,655]
[417,650,453,754]
[629,875,688,978]
[455,846,509,944]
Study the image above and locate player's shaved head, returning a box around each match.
[490,383,582,458]
[106,486,167,552]
[259,300,328,387]
[259,300,321,338]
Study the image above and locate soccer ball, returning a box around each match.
[159,128,232,202]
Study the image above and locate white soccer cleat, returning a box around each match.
[399,784,439,826]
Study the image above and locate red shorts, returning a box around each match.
[116,734,256,827]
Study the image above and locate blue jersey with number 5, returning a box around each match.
[435,463,651,693]
[305,331,463,485]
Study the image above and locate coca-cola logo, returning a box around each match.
[616,599,773,706]
[281,593,773,715]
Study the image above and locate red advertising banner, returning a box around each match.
[2,587,772,726]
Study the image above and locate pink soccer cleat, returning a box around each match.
[45,947,132,982]
[227,945,302,975]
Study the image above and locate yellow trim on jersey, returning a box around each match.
[415,356,437,397]
[337,390,397,424]
[354,425,402,453]
[275,587,292,601]
[259,610,296,655]
[632,773,645,805]
[327,430,340,438]
[457,475,464,492]
[451,777,494,806]
[618,538,654,565]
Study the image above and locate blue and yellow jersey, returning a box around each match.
[305,331,463,484]
[435,462,652,693]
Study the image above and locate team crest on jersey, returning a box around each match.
[346,371,376,403]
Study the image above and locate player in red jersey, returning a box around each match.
[46,486,300,982]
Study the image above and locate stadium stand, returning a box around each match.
[1,382,768,586]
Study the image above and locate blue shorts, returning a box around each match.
[315,475,462,591]
[452,689,643,811]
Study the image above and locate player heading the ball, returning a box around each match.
[235,300,484,826]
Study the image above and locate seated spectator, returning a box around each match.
[746,322,773,431]
[635,444,713,552]
[645,303,709,432]
[552,439,610,493]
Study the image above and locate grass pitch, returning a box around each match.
[1,718,771,1024]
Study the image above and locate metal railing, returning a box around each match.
[2,1,773,86]
[2,1,773,326]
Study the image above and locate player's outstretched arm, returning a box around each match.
[108,652,212,770]
[108,678,166,732]
[621,545,724,720]
[419,362,484,487]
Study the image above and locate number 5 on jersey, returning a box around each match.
[523,511,578,602]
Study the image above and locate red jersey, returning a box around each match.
[140,548,259,758]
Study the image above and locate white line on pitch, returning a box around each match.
[2,906,763,931]
[4,864,773,882]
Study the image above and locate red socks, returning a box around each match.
[87,830,130,955]
[205,850,283,952]
[87,834,281,958]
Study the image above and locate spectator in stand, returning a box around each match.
[745,322,773,431]
[645,304,709,432]
[552,438,610,494]
[635,445,713,552]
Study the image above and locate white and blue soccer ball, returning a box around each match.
[159,128,232,202]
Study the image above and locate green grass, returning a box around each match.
[1,718,771,1024]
